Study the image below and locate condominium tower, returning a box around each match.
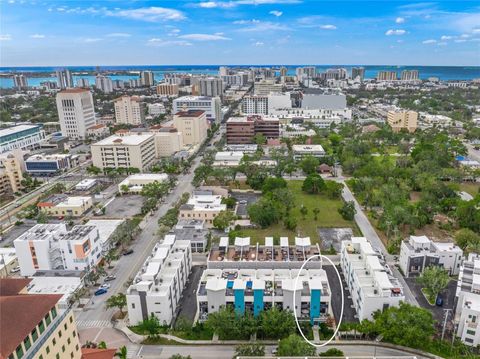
[56,89,96,140]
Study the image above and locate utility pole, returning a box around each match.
[442,308,452,340]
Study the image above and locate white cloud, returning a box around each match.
[319,24,336,30]
[437,42,447,46]
[385,29,406,36]
[107,7,186,22]
[0,34,12,41]
[178,33,231,41]
[395,17,405,24]
[106,33,131,37]
[454,39,467,43]
[147,38,192,46]
[236,21,290,32]
[422,39,436,44]
[192,0,300,8]
[30,34,45,39]
[460,34,470,38]
[473,28,480,34]
[269,10,282,17]
[83,38,102,43]
[254,41,264,46]
[440,35,453,41]
[233,19,260,24]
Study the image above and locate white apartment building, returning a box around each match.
[199,77,224,97]
[221,73,249,87]
[254,79,283,95]
[401,70,419,81]
[341,237,404,320]
[127,236,192,325]
[118,173,168,194]
[179,190,226,228]
[91,134,156,171]
[197,267,332,323]
[292,144,325,160]
[399,235,463,278]
[95,75,113,93]
[173,110,208,146]
[114,96,145,125]
[0,124,45,153]
[14,223,103,276]
[56,88,96,140]
[242,93,291,115]
[173,96,222,123]
[455,253,480,347]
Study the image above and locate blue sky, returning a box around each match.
[1,0,479,66]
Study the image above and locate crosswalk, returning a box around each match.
[76,320,113,329]
[126,344,140,359]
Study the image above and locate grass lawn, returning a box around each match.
[459,182,480,197]
[236,180,357,244]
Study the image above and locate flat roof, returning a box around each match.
[0,124,41,137]
[93,134,153,146]
[292,144,325,152]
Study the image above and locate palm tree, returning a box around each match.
[114,346,127,359]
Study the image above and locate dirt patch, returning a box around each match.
[319,228,354,252]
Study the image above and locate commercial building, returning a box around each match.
[56,68,74,89]
[340,237,404,320]
[0,248,18,278]
[14,223,102,275]
[377,71,398,81]
[213,151,244,167]
[152,127,183,157]
[242,93,291,115]
[351,67,365,81]
[253,79,283,95]
[114,96,145,125]
[455,253,480,347]
[156,83,179,97]
[224,144,258,153]
[399,235,463,278]
[118,173,168,194]
[226,115,279,144]
[126,236,192,325]
[25,153,79,175]
[0,124,45,153]
[148,103,166,116]
[292,145,325,160]
[37,195,93,217]
[0,151,24,196]
[301,90,347,110]
[179,190,226,228]
[198,77,224,97]
[86,123,109,139]
[387,110,418,132]
[56,88,96,140]
[0,278,82,359]
[75,178,97,191]
[174,220,208,253]
[273,108,352,126]
[173,110,208,146]
[401,70,419,81]
[173,96,222,123]
[91,134,156,171]
[140,71,155,87]
[95,75,113,93]
[280,124,316,139]
[12,74,28,89]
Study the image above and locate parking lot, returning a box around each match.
[100,195,144,219]
[231,191,260,217]
[0,222,35,248]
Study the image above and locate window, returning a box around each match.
[67,338,71,345]
[52,338,56,346]
[56,354,60,359]
[24,336,31,350]
[467,329,476,336]
[46,346,50,354]
[44,314,51,326]
[62,345,65,353]
[64,323,67,330]
[51,307,57,319]
[31,328,38,341]
[15,345,24,359]
[69,316,73,323]
[58,330,62,338]
[75,344,79,351]
[39,355,43,359]
[465,338,474,343]
[72,331,76,337]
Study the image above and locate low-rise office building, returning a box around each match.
[455,253,480,347]
[399,235,463,277]
[387,110,418,133]
[174,219,208,253]
[91,134,156,171]
[340,237,404,320]
[0,278,82,359]
[226,116,279,144]
[25,153,79,175]
[14,223,102,276]
[75,178,97,191]
[0,124,45,154]
[280,124,316,138]
[213,151,244,167]
[126,236,192,325]
[179,190,226,228]
[118,173,168,194]
[292,145,325,160]
[37,195,93,217]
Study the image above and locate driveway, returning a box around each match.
[173,265,205,326]
[323,264,357,324]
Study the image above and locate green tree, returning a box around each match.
[221,197,237,209]
[258,308,296,339]
[247,198,282,228]
[324,181,344,199]
[120,184,130,194]
[86,165,102,176]
[114,346,127,359]
[417,266,450,301]
[284,215,297,231]
[213,210,236,231]
[141,181,169,200]
[313,207,320,220]
[454,228,480,252]
[338,201,356,220]
[253,133,267,145]
[106,293,127,315]
[302,174,325,194]
[299,155,319,174]
[300,205,308,220]
[320,348,344,357]
[269,187,295,213]
[261,177,287,194]
[277,334,316,356]
[169,355,192,359]
[138,314,161,338]
[233,343,265,358]
[97,341,107,349]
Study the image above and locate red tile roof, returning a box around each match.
[0,278,31,296]
[175,110,205,117]
[81,348,116,359]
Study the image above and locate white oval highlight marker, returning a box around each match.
[293,254,344,348]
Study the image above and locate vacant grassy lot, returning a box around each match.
[459,182,480,197]
[236,180,357,244]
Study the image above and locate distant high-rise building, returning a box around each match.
[95,75,113,93]
[401,70,419,81]
[40,81,57,90]
[12,74,28,89]
[324,68,347,80]
[377,71,397,81]
[112,79,125,89]
[254,79,283,96]
[351,67,365,81]
[199,77,224,97]
[219,66,229,76]
[114,96,144,125]
[156,83,179,97]
[76,78,90,88]
[140,71,155,87]
[56,69,74,89]
[279,66,288,77]
[129,78,141,88]
[296,66,316,80]
[56,88,96,139]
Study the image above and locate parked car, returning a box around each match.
[94,288,108,296]
[104,275,116,282]
[436,295,444,307]
[99,283,111,290]
[10,266,20,273]
[123,249,134,256]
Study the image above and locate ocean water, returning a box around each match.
[1,65,479,88]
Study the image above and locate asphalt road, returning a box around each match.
[466,143,480,162]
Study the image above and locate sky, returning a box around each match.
[1,0,479,66]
